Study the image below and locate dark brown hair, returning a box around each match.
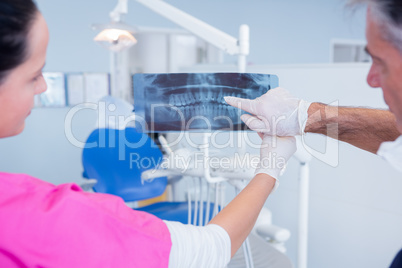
[0,0,39,84]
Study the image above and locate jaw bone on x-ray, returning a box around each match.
[133,73,279,132]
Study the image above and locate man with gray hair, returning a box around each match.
[225,0,402,267]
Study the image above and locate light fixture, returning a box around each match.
[92,0,137,52]
[93,26,137,52]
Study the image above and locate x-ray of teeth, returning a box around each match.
[133,73,279,132]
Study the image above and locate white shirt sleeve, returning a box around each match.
[164,220,231,268]
[377,135,402,173]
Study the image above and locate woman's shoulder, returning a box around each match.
[0,172,55,195]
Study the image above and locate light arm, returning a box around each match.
[135,0,247,55]
[110,0,128,22]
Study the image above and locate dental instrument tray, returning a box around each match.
[133,73,278,132]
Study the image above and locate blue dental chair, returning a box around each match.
[82,127,214,224]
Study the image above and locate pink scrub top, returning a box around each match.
[0,172,172,267]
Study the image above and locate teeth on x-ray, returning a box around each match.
[133,73,279,132]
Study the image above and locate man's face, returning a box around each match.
[365,8,402,133]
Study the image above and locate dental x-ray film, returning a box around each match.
[133,73,278,132]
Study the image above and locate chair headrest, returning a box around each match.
[82,128,167,202]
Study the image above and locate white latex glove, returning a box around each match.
[224,87,311,136]
[256,134,297,192]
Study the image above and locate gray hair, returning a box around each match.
[348,0,402,53]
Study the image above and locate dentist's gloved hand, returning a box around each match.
[224,87,312,136]
[256,134,296,192]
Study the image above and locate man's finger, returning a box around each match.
[224,96,257,115]
[240,114,268,132]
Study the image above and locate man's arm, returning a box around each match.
[224,88,400,153]
[305,103,400,153]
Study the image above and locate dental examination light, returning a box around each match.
[92,0,137,52]
[93,27,137,52]
[92,0,138,101]
[93,0,249,72]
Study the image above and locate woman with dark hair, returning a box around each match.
[0,0,296,267]
[0,0,46,138]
